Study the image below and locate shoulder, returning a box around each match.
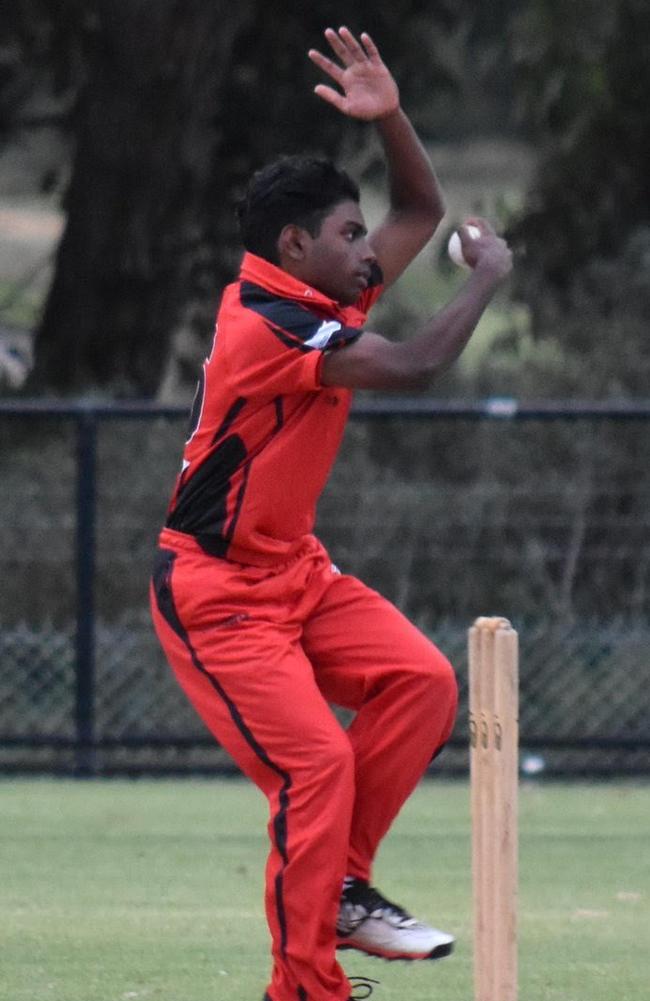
[237,282,359,352]
[240,281,318,333]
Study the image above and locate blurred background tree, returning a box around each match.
[1,2,648,737]
[505,0,650,397]
[2,0,486,396]
[1,0,649,398]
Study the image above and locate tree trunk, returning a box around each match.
[30,0,253,396]
[27,0,461,397]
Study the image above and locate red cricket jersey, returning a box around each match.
[164,252,383,565]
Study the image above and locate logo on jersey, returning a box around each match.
[304,320,343,350]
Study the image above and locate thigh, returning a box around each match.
[151,548,350,786]
[302,573,453,710]
[189,617,350,776]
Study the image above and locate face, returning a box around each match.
[294,200,377,306]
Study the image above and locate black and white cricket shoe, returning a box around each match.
[336,878,454,962]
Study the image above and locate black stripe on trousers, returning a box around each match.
[265,986,308,999]
[264,989,308,1000]
[152,548,293,957]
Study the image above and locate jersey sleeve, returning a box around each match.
[226,284,363,396]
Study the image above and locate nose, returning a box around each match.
[360,237,376,264]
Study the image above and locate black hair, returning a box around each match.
[236,154,360,264]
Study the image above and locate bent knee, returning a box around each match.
[300,728,355,785]
[417,648,459,712]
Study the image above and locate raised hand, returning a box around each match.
[308,27,400,122]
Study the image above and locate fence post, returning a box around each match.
[74,408,97,776]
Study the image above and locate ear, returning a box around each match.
[278,223,310,262]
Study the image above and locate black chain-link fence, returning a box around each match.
[2,399,649,776]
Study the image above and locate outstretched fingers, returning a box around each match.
[315,28,346,66]
[359,31,381,63]
[320,25,378,66]
[308,47,345,85]
[312,84,347,113]
[335,26,367,62]
[308,26,398,121]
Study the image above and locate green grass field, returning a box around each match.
[1,779,648,1001]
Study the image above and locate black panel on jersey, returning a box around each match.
[212,396,247,445]
[166,394,286,557]
[240,282,362,352]
[167,396,247,550]
[187,368,205,440]
[167,435,247,551]
[203,394,285,556]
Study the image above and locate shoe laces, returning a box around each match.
[340,880,416,933]
[349,976,380,999]
[361,886,416,928]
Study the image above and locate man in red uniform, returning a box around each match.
[151,26,512,1001]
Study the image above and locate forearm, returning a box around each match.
[398,263,503,384]
[321,261,506,391]
[375,108,445,223]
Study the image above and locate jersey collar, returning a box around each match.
[239,252,340,311]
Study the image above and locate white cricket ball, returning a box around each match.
[447,224,481,269]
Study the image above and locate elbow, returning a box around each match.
[381,347,443,390]
[393,191,446,239]
[418,196,446,243]
[409,369,437,391]
[420,186,446,228]
[429,189,446,221]
[430,195,447,233]
[398,364,440,391]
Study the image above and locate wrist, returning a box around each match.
[473,256,511,284]
[374,104,403,124]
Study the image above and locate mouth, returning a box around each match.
[354,271,371,289]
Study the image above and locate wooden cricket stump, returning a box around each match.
[468,617,519,1001]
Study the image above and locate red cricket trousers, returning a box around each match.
[150,528,458,1001]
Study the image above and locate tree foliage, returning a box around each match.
[4,1,647,398]
[2,0,472,396]
[508,0,650,395]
